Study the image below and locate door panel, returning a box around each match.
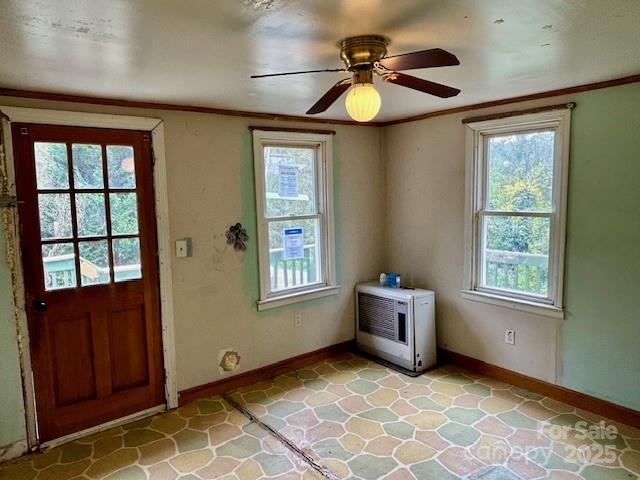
[109,306,149,392]
[51,314,96,406]
[14,123,164,442]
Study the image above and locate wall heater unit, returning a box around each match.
[356,282,436,373]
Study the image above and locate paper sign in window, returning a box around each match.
[283,228,304,260]
[278,165,299,198]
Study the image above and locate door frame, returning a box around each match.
[0,106,178,450]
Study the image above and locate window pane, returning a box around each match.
[72,144,104,189]
[113,237,142,282]
[76,193,107,237]
[107,146,136,188]
[34,142,69,190]
[487,131,554,212]
[42,243,76,290]
[79,240,110,286]
[264,146,316,218]
[110,193,139,235]
[482,215,550,296]
[268,219,321,291]
[38,193,72,240]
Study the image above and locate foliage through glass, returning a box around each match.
[480,130,555,297]
[35,142,142,290]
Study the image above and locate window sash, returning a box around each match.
[263,143,320,219]
[265,215,325,295]
[475,211,554,303]
[253,130,336,303]
[476,128,558,303]
[464,109,571,310]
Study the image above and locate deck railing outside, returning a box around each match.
[269,244,317,290]
[43,254,141,289]
[44,247,548,295]
[484,249,549,295]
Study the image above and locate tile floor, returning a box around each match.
[1,352,639,479]
[0,397,321,480]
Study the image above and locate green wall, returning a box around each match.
[0,218,26,448]
[562,82,640,410]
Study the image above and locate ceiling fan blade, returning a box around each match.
[251,68,346,79]
[383,72,460,98]
[379,48,459,71]
[306,79,352,114]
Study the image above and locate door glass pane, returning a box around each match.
[76,193,107,237]
[482,215,550,296]
[267,219,321,291]
[107,146,136,188]
[110,193,139,235]
[42,243,76,290]
[113,237,141,282]
[72,144,104,189]
[264,146,316,218]
[38,193,72,240]
[486,130,554,212]
[78,240,110,286]
[34,142,69,190]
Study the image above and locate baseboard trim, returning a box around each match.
[439,348,640,429]
[177,342,639,428]
[178,340,355,406]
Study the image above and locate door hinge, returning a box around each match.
[142,134,150,142]
[20,127,28,135]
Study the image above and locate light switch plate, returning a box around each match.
[175,238,192,258]
[505,329,515,345]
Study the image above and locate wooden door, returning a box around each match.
[13,123,164,442]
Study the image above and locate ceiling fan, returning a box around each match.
[251,35,461,122]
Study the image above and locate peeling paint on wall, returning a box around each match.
[0,118,29,450]
[218,349,241,374]
[243,0,275,11]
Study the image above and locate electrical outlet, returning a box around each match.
[505,329,515,345]
[294,312,302,328]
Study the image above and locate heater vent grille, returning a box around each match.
[358,292,395,341]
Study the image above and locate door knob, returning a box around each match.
[33,300,48,312]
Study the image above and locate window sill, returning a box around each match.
[460,289,564,319]
[258,285,340,311]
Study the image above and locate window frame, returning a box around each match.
[252,129,338,310]
[462,109,571,318]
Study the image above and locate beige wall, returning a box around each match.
[382,96,577,384]
[0,96,385,394]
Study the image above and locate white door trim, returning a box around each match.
[0,106,178,450]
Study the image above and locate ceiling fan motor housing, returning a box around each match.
[340,35,389,71]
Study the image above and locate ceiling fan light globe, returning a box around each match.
[345,83,381,122]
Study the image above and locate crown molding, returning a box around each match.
[1,73,639,129]
[377,74,640,126]
[0,87,373,127]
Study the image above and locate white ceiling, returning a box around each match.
[1,0,639,122]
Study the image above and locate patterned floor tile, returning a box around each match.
[230,353,640,480]
[1,352,639,480]
[0,398,321,480]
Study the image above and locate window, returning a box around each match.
[34,141,143,290]
[252,129,338,310]
[462,108,571,317]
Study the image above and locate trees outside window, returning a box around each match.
[463,109,571,316]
